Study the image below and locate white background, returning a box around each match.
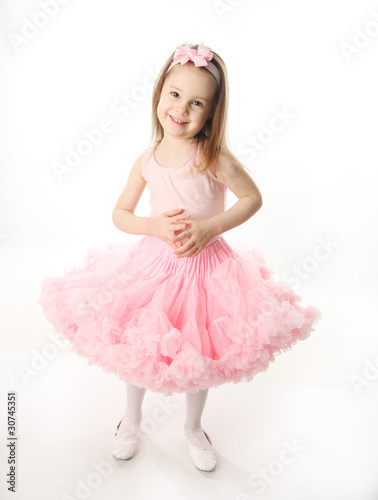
[1,1,378,499]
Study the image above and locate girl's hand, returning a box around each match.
[150,208,191,250]
[171,218,215,258]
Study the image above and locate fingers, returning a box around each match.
[166,208,185,215]
[173,213,191,223]
[168,239,185,250]
[176,214,192,221]
[172,228,188,242]
[166,226,186,250]
[172,232,203,257]
[170,218,190,232]
[165,208,188,220]
[174,244,198,258]
[166,240,177,250]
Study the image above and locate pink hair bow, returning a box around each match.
[166,42,221,86]
[172,42,214,67]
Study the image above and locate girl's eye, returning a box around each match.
[193,101,202,107]
[171,91,179,97]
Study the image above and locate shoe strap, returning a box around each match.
[115,416,141,435]
[185,429,213,451]
[184,428,212,445]
[184,427,203,434]
[122,416,141,426]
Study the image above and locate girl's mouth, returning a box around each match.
[169,115,188,125]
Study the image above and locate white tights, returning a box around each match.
[116,383,211,448]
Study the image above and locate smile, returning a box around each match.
[169,115,188,125]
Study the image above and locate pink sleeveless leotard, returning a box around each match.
[141,146,226,249]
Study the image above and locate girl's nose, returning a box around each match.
[176,102,189,116]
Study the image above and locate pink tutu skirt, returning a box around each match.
[38,235,321,396]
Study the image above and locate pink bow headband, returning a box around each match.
[166,42,221,86]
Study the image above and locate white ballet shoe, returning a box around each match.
[111,417,141,460]
[184,427,217,472]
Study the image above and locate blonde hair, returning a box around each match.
[150,43,237,177]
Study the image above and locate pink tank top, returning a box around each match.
[141,146,227,249]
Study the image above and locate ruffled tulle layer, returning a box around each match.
[38,235,321,396]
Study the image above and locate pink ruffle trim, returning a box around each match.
[38,235,322,396]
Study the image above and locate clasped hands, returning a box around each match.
[151,208,215,258]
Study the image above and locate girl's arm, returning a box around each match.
[112,154,152,235]
[207,150,263,237]
[112,154,189,247]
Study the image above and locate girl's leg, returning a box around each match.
[116,383,146,439]
[124,383,146,421]
[184,388,212,449]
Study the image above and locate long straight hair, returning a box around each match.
[150,43,234,176]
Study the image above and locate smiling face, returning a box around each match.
[157,62,218,144]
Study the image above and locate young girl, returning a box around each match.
[39,42,321,472]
